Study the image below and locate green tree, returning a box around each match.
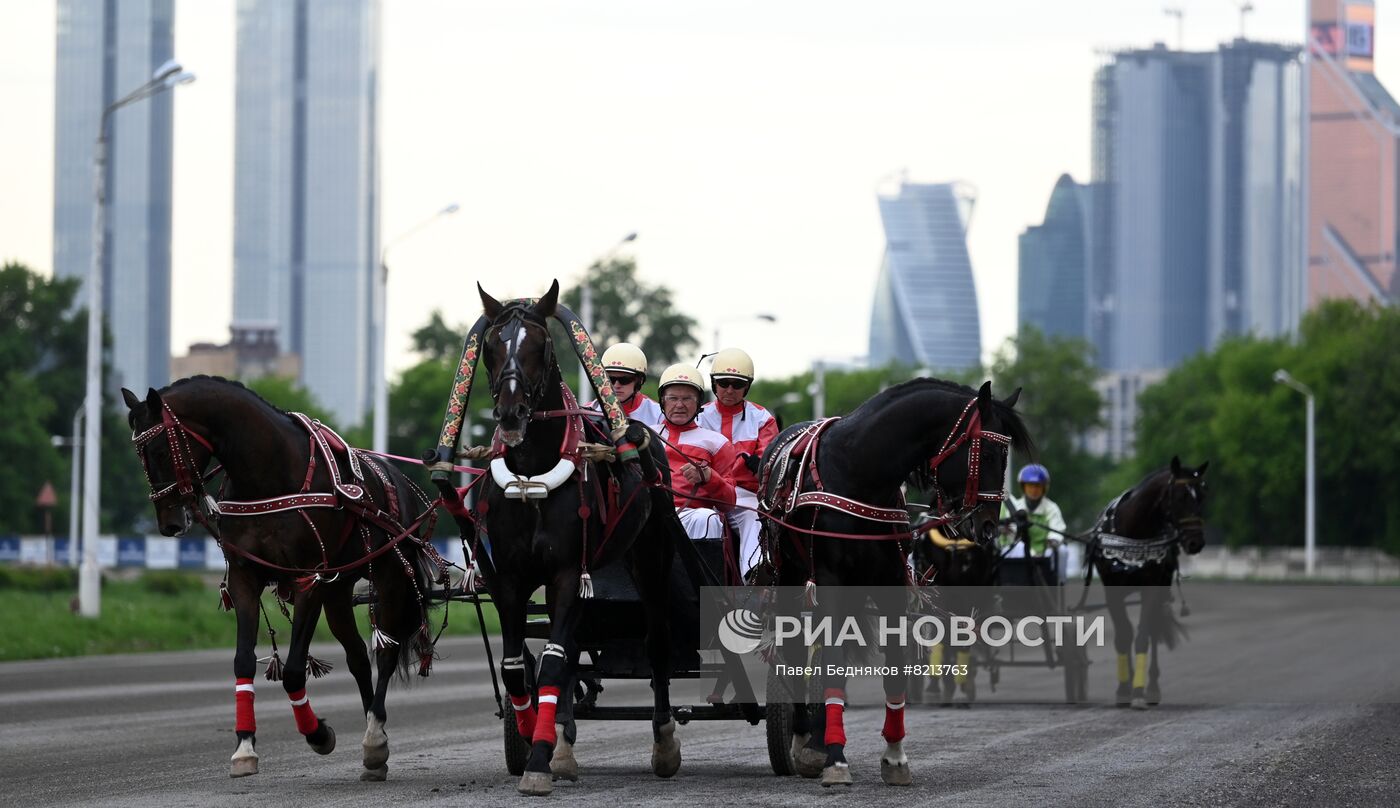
[410,310,470,364]
[561,257,698,376]
[989,327,1108,528]
[0,261,151,534]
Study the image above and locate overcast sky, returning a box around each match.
[1,1,1388,381]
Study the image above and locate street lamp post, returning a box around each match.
[712,312,777,353]
[51,406,84,567]
[373,202,460,454]
[80,60,195,618]
[1274,369,1316,577]
[578,232,637,404]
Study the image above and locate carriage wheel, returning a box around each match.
[503,710,531,776]
[765,665,796,776]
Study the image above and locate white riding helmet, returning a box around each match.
[710,347,755,384]
[658,363,705,396]
[601,342,648,382]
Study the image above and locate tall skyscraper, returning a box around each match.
[1091,45,1213,372]
[233,0,381,427]
[1209,40,1305,342]
[868,181,982,372]
[53,0,176,396]
[1307,0,1400,305]
[1018,174,1092,343]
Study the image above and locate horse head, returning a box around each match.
[122,385,215,537]
[478,280,560,447]
[1166,455,1209,554]
[929,381,1028,546]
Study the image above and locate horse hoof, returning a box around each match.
[651,719,681,778]
[518,770,554,796]
[229,755,259,778]
[880,759,912,786]
[793,739,824,779]
[551,726,579,782]
[1131,696,1148,710]
[1146,687,1162,706]
[821,762,853,787]
[230,737,258,777]
[308,720,336,755]
[362,712,389,769]
[359,765,388,782]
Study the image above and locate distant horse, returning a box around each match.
[759,378,1031,786]
[1087,456,1208,709]
[470,281,686,796]
[123,377,439,780]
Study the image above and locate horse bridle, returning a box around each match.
[130,400,219,513]
[1159,476,1207,544]
[926,397,1012,539]
[485,305,556,415]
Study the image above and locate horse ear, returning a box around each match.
[1195,461,1209,476]
[534,279,560,319]
[478,283,503,320]
[1170,455,1182,476]
[1001,387,1022,409]
[145,387,163,409]
[976,380,992,416]
[121,388,141,410]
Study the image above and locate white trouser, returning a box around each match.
[726,488,761,577]
[678,507,726,541]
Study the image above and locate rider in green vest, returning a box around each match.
[1001,463,1066,561]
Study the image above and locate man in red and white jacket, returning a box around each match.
[698,347,778,578]
[591,342,663,427]
[656,363,740,541]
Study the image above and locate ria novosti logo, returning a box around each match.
[717,608,764,654]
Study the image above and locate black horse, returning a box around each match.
[761,378,1031,787]
[1088,456,1208,709]
[122,377,438,781]
[472,282,686,796]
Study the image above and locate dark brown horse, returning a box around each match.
[760,378,1031,787]
[1088,456,1208,709]
[123,377,438,781]
[470,282,686,796]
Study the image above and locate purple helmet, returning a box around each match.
[1018,464,1049,485]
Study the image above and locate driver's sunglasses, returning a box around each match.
[606,373,639,386]
[713,378,748,390]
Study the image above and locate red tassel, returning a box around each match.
[218,583,233,612]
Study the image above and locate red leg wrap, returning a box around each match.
[234,678,256,734]
[288,688,319,735]
[823,688,846,747]
[510,694,537,740]
[882,697,906,743]
[532,686,560,747]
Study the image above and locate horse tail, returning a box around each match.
[373,462,443,682]
[1155,589,1189,651]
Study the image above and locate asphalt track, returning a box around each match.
[3,582,1398,807]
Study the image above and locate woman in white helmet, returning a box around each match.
[656,363,740,542]
[697,347,778,579]
[594,342,662,427]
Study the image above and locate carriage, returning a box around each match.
[909,511,1091,705]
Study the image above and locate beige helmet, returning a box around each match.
[658,363,705,396]
[710,347,755,384]
[601,342,648,381]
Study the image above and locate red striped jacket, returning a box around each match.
[698,399,778,491]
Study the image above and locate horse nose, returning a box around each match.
[160,520,183,537]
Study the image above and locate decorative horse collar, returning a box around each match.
[489,382,586,499]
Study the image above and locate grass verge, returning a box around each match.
[0,568,499,663]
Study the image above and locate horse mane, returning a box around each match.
[855,377,1035,491]
[162,375,287,415]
